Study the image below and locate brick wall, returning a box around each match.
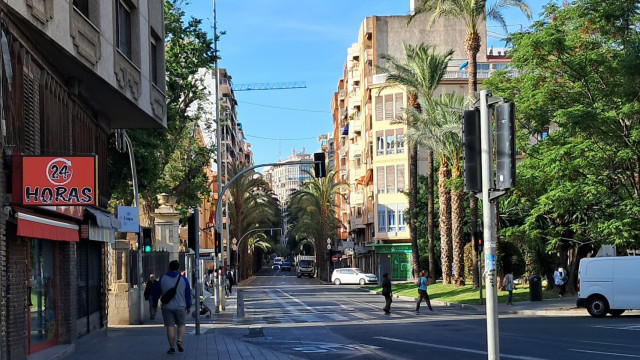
[58,242,77,344]
[5,231,27,360]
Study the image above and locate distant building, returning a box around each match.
[263,148,313,205]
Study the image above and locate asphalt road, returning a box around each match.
[221,267,640,360]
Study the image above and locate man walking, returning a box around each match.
[153,260,192,354]
[143,274,157,320]
[381,273,392,314]
[554,264,567,300]
[226,268,235,295]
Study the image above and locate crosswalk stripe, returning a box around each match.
[325,313,349,321]
[351,312,376,320]
[300,315,322,322]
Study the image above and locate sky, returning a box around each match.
[184,0,549,166]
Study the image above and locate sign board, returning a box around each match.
[116,206,139,233]
[375,244,412,254]
[13,155,98,206]
[344,248,354,256]
[342,241,354,249]
[332,255,338,263]
[355,246,366,254]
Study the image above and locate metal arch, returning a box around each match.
[232,81,307,91]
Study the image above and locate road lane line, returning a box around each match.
[351,312,376,320]
[325,313,349,321]
[277,289,318,313]
[569,349,640,358]
[269,290,301,315]
[375,336,548,360]
[574,340,640,349]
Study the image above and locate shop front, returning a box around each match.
[371,243,411,281]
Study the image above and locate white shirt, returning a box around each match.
[554,268,565,285]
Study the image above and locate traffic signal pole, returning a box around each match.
[480,90,499,360]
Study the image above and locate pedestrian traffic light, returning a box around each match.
[313,152,326,178]
[215,230,222,254]
[462,109,482,192]
[187,214,196,251]
[475,231,484,253]
[495,103,516,190]
[142,227,152,253]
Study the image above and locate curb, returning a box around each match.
[362,289,480,311]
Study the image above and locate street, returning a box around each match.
[219,268,640,360]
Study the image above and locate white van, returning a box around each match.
[577,256,640,317]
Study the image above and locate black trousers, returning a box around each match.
[383,295,392,312]
[416,289,433,311]
[559,283,566,296]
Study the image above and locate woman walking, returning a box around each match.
[415,270,434,315]
[504,270,515,306]
[554,264,567,300]
[382,273,393,314]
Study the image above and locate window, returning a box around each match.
[150,39,158,86]
[116,0,132,59]
[376,131,384,156]
[394,93,403,116]
[477,63,491,71]
[398,204,406,232]
[492,63,509,70]
[73,0,89,18]
[386,130,394,155]
[386,166,395,194]
[375,96,383,121]
[376,167,385,194]
[384,95,393,120]
[396,128,404,154]
[356,206,363,218]
[377,205,386,232]
[397,165,405,192]
[387,204,396,232]
[537,126,550,140]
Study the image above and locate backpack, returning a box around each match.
[415,277,422,287]
[560,271,568,284]
[160,275,181,305]
[502,275,510,287]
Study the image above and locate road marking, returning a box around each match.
[351,312,376,320]
[574,340,640,349]
[277,289,318,313]
[375,336,547,360]
[569,349,640,358]
[325,313,349,321]
[269,291,301,315]
[592,325,640,331]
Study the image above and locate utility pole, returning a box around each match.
[212,0,221,314]
[194,209,201,334]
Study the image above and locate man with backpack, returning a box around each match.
[503,270,515,306]
[152,260,192,354]
[554,264,568,300]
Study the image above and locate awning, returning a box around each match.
[16,212,79,242]
[341,124,349,135]
[84,208,121,229]
[82,208,121,243]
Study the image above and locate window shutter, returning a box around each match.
[386,165,395,193]
[376,166,385,193]
[375,96,383,121]
[397,165,405,191]
[395,93,403,117]
[384,94,393,120]
[23,65,40,155]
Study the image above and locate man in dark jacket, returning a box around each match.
[382,273,392,314]
[152,260,192,354]
[143,274,157,319]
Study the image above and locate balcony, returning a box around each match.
[352,193,363,204]
[351,97,361,108]
[220,78,232,95]
[372,73,388,85]
[350,119,362,132]
[442,70,498,80]
[364,49,373,64]
[339,89,346,99]
[366,75,373,88]
[351,67,360,80]
[365,18,372,39]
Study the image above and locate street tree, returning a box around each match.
[409,0,532,289]
[378,43,453,282]
[289,171,348,282]
[484,0,640,293]
[108,0,218,222]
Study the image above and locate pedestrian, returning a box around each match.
[204,269,213,292]
[226,268,235,295]
[144,274,157,320]
[152,260,192,354]
[415,270,434,315]
[554,264,567,300]
[382,273,392,314]
[503,270,515,306]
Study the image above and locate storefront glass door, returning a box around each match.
[29,239,58,352]
[391,253,410,280]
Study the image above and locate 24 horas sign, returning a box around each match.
[13,154,98,206]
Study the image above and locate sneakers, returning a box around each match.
[415,311,420,315]
[559,295,564,300]
[167,348,175,354]
[177,341,184,352]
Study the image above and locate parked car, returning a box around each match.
[577,256,640,317]
[331,268,377,285]
[280,262,292,272]
[296,259,315,278]
[272,263,280,270]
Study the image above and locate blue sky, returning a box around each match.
[184,0,548,166]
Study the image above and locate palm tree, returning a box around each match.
[378,43,453,282]
[227,163,278,280]
[289,170,348,282]
[409,0,532,289]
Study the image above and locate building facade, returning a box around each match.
[330,9,514,280]
[0,1,166,359]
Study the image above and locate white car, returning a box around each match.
[331,268,377,285]
[577,256,640,317]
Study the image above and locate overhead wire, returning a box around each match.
[244,134,318,141]
[237,100,331,114]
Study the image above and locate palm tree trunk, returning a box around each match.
[451,159,465,287]
[466,30,481,289]
[409,143,420,279]
[427,151,436,285]
[439,158,452,285]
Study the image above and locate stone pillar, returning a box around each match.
[152,194,180,261]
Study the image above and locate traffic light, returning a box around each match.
[495,103,516,190]
[187,214,196,251]
[313,152,326,178]
[474,231,484,253]
[462,109,482,192]
[142,227,152,253]
[215,230,222,254]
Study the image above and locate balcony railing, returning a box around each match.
[372,73,388,85]
[350,120,362,132]
[365,49,373,63]
[339,89,346,99]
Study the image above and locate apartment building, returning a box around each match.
[263,148,313,205]
[0,1,166,358]
[331,8,515,280]
[317,132,335,171]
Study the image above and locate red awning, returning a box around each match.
[16,212,79,242]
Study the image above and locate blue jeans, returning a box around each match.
[507,290,513,304]
[149,299,156,319]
